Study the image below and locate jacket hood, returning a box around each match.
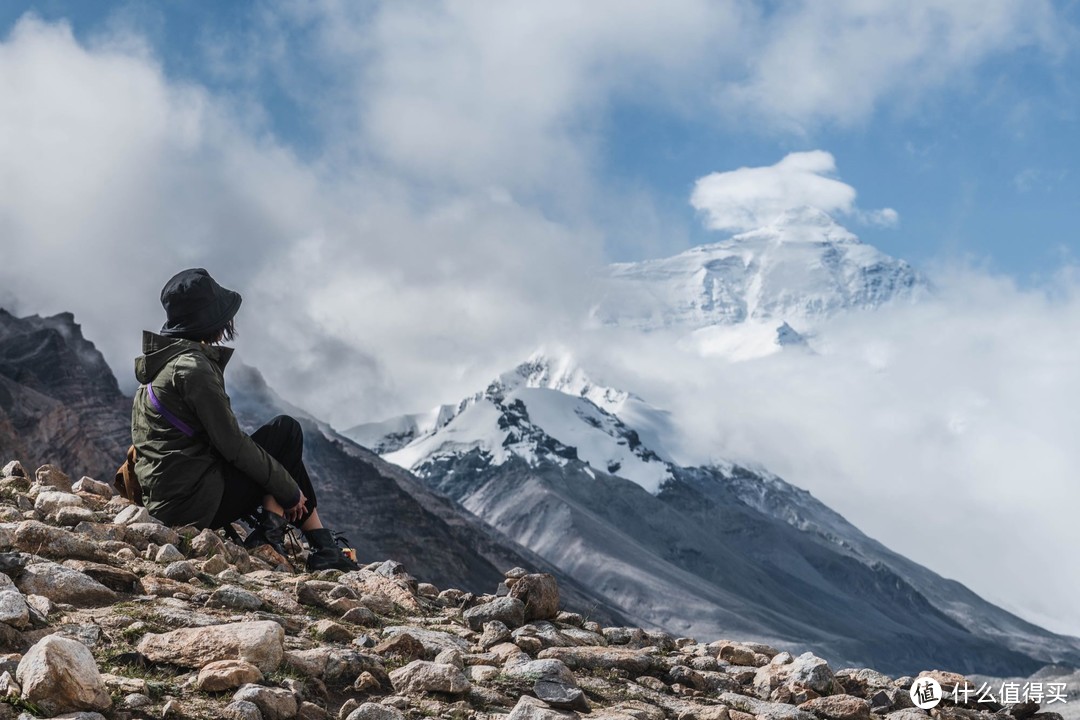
[135,330,235,384]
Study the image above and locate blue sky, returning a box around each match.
[4,2,1080,635]
[3,1,1077,281]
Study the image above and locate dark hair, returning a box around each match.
[185,318,237,345]
[211,318,237,344]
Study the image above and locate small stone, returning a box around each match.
[328,596,364,614]
[479,620,512,649]
[538,646,652,676]
[755,652,837,699]
[233,683,299,720]
[123,692,154,708]
[190,528,227,557]
[353,671,381,693]
[163,560,198,581]
[25,594,51,618]
[197,659,265,692]
[16,635,111,715]
[516,635,544,654]
[312,619,354,643]
[718,642,775,667]
[509,573,560,621]
[163,698,185,719]
[915,670,972,694]
[101,673,149,695]
[0,669,20,697]
[341,606,378,625]
[374,633,426,662]
[72,477,113,497]
[2,461,26,478]
[15,562,117,606]
[34,491,84,516]
[113,505,151,525]
[463,596,526,631]
[56,506,96,526]
[389,660,470,695]
[506,694,581,719]
[359,593,395,615]
[0,590,30,629]
[434,647,464,669]
[467,664,500,683]
[638,676,669,692]
[535,678,590,711]
[437,588,464,606]
[125,522,179,547]
[416,582,439,598]
[224,699,264,720]
[207,585,264,611]
[339,699,362,720]
[156,543,186,563]
[300,700,332,720]
[139,575,193,597]
[137,620,285,673]
[201,555,230,575]
[35,465,71,491]
[799,694,872,720]
[13,521,110,562]
[344,702,406,720]
[382,695,409,709]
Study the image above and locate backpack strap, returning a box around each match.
[146,384,198,438]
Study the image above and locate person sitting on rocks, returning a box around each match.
[131,268,358,572]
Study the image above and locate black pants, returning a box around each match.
[210,415,318,529]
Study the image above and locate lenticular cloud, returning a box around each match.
[690,151,897,232]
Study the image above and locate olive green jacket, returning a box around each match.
[131,331,301,528]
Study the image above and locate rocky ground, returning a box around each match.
[0,459,1070,720]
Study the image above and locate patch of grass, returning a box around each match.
[266,665,311,685]
[1,695,46,716]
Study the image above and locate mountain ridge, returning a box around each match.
[366,354,1080,675]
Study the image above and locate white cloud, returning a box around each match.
[0,16,599,425]
[267,0,744,198]
[718,0,1063,130]
[571,264,1080,636]
[690,151,897,232]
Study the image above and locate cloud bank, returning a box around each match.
[573,264,1080,636]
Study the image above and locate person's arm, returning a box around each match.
[174,354,301,508]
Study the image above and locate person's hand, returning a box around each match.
[284,492,307,523]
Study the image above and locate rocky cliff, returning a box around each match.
[0,310,129,481]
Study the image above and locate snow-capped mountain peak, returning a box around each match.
[359,354,676,493]
[592,208,925,333]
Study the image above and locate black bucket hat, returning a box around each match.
[159,268,242,339]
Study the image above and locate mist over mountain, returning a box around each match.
[361,352,1080,676]
[352,212,1078,674]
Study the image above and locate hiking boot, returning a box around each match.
[243,511,289,557]
[304,528,359,572]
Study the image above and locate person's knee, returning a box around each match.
[270,415,303,440]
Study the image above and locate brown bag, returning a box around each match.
[114,445,144,506]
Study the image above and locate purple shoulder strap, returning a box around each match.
[146,385,197,438]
